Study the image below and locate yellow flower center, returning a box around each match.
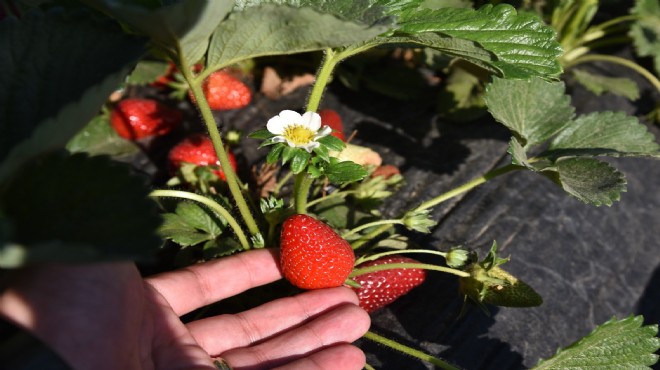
[283,125,315,146]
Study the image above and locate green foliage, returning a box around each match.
[66,114,140,157]
[393,4,563,78]
[81,0,233,66]
[533,316,660,369]
[485,77,660,206]
[0,153,162,267]
[485,77,574,148]
[208,2,393,70]
[0,8,145,182]
[630,0,660,75]
[571,69,640,100]
[320,158,369,185]
[159,201,226,247]
[459,242,542,308]
[126,60,170,85]
[542,157,627,207]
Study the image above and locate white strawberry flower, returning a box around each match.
[267,110,332,152]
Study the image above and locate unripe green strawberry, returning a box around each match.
[280,214,355,289]
[459,263,542,307]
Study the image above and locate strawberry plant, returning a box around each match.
[1,0,660,369]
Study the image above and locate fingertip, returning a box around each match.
[274,344,366,370]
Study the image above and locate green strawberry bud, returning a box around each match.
[459,263,543,307]
[446,246,476,269]
[402,209,437,233]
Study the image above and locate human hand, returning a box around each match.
[0,249,370,370]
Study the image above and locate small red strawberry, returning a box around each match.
[167,134,237,181]
[318,109,346,141]
[151,62,178,89]
[280,214,355,289]
[110,98,182,140]
[351,256,426,313]
[198,70,252,110]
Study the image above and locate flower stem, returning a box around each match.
[354,249,448,266]
[350,223,396,250]
[362,331,462,370]
[306,48,338,112]
[349,262,470,278]
[343,219,404,239]
[149,189,250,251]
[363,364,376,370]
[415,164,520,212]
[181,62,261,238]
[293,172,315,214]
[564,54,660,93]
[306,190,359,208]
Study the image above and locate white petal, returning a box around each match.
[315,125,332,139]
[271,135,287,143]
[279,110,303,125]
[267,116,286,134]
[302,141,320,152]
[302,111,322,131]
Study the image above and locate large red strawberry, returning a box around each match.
[198,70,252,110]
[318,109,346,141]
[351,256,427,313]
[110,98,182,140]
[280,214,355,289]
[168,134,237,181]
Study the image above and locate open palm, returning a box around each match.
[0,249,370,370]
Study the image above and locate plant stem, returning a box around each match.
[564,54,660,93]
[349,262,470,278]
[149,189,250,251]
[362,331,462,370]
[350,223,395,250]
[306,48,338,112]
[293,172,314,214]
[306,190,359,208]
[415,164,520,212]
[181,63,261,238]
[363,364,376,370]
[343,219,404,239]
[354,249,448,266]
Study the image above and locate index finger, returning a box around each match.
[145,248,283,316]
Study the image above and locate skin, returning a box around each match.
[0,249,371,370]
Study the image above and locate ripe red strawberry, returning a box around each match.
[199,70,252,110]
[318,109,346,141]
[351,256,427,313]
[110,98,182,140]
[167,134,237,181]
[280,214,355,289]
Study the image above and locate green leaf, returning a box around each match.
[572,69,640,100]
[0,9,145,183]
[507,137,529,167]
[0,153,162,267]
[484,77,574,148]
[233,0,394,26]
[159,202,224,247]
[541,157,627,206]
[325,159,369,185]
[290,149,311,174]
[545,111,660,158]
[82,0,233,65]
[394,4,563,78]
[317,135,346,152]
[207,4,391,70]
[281,146,299,165]
[248,129,276,140]
[66,114,140,157]
[533,316,660,369]
[311,196,377,230]
[126,60,170,85]
[202,237,243,259]
[266,144,285,164]
[630,0,660,74]
[313,144,330,163]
